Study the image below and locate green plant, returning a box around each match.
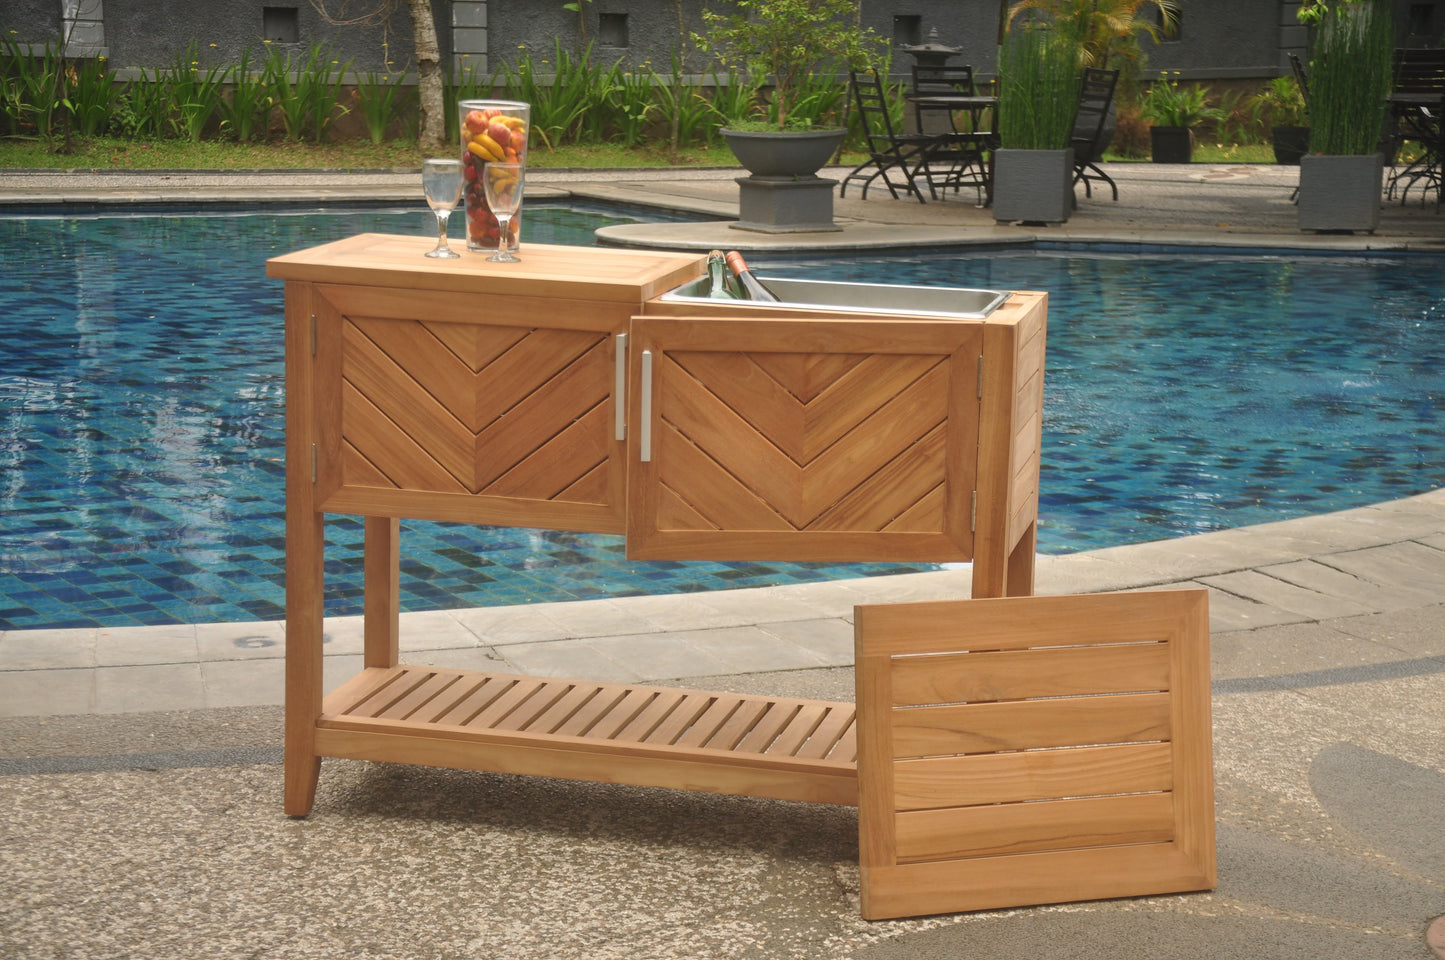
[62,55,116,138]
[111,68,170,139]
[262,44,306,140]
[1139,72,1222,128]
[2,34,63,137]
[221,47,271,143]
[498,41,608,148]
[1306,0,1393,155]
[444,57,494,142]
[1006,0,1179,87]
[165,42,227,141]
[357,68,411,144]
[1248,75,1307,129]
[696,0,882,130]
[996,21,1082,150]
[263,42,350,143]
[605,63,657,147]
[653,54,717,147]
[297,43,351,143]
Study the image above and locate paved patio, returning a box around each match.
[0,162,1441,959]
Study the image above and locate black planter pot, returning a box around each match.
[1271,125,1310,165]
[1149,125,1192,163]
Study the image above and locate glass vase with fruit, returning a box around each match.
[457,100,530,254]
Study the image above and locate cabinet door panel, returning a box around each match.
[313,285,628,532]
[627,317,982,562]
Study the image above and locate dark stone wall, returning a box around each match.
[9,0,1409,85]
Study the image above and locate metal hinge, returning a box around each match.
[310,314,317,355]
[311,443,318,483]
[977,355,984,400]
[970,489,977,532]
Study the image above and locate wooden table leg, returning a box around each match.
[283,286,323,818]
[364,516,401,669]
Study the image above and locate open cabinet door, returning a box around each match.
[625,315,984,562]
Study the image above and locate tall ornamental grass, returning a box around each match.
[1306,0,1393,156]
[996,22,1081,150]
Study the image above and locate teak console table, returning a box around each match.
[267,237,1214,919]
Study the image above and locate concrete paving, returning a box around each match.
[0,162,1442,960]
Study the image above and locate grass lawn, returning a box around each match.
[0,135,1280,171]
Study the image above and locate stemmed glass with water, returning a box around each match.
[421,158,463,259]
[482,162,525,263]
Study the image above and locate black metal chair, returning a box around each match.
[909,63,994,204]
[1070,67,1119,201]
[839,69,934,203]
[1387,47,1445,210]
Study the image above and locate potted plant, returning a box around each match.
[698,0,880,174]
[1138,71,1222,163]
[697,0,881,231]
[1297,0,1394,232]
[1248,76,1310,165]
[992,19,1082,224]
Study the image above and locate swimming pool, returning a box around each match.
[1,208,1442,629]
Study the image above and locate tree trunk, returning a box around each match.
[408,0,447,148]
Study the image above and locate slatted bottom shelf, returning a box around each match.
[315,664,860,806]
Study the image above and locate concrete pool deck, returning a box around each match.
[0,163,1442,959]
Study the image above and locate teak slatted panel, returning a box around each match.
[855,589,1215,920]
[625,316,983,562]
[316,665,859,806]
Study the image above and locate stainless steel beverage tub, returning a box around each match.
[658,275,1010,319]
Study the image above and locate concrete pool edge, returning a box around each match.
[1,486,1440,718]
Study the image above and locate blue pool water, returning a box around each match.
[1,208,1442,629]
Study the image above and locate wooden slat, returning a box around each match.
[491,680,578,732]
[894,792,1175,862]
[343,323,475,482]
[828,718,858,763]
[701,698,773,751]
[375,671,462,721]
[485,403,611,500]
[348,669,431,719]
[891,739,1174,812]
[467,678,548,729]
[806,424,947,532]
[891,692,1172,757]
[551,685,636,737]
[735,701,803,754]
[580,688,663,739]
[861,841,1213,920]
[643,692,718,745]
[613,689,690,743]
[428,674,513,726]
[525,683,608,735]
[857,591,1193,658]
[765,702,828,756]
[341,381,472,493]
[675,696,745,748]
[794,704,857,759]
[890,642,1172,707]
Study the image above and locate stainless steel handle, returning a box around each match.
[614,332,627,441]
[639,349,653,462]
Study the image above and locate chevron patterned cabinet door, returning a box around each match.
[626,316,987,563]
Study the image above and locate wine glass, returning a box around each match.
[482,162,525,263]
[421,158,463,259]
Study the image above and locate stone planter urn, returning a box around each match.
[1149,125,1192,163]
[721,128,846,233]
[993,148,1075,225]
[1298,153,1384,233]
